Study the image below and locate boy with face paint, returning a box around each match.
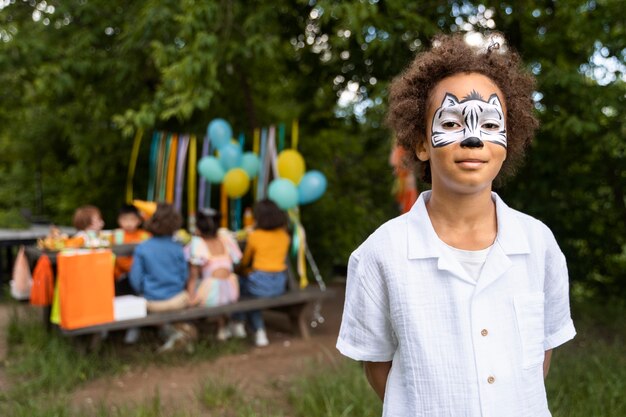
[337,34,575,417]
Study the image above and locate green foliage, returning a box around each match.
[1,1,624,293]
[289,360,382,417]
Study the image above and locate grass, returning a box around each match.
[0,296,624,416]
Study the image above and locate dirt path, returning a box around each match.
[70,283,346,413]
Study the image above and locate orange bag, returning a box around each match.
[57,249,115,330]
[10,246,32,300]
[30,254,54,306]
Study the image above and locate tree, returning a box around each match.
[1,1,624,292]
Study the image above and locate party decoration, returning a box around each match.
[198,156,225,183]
[298,170,327,205]
[132,200,157,219]
[241,152,260,178]
[218,143,243,171]
[277,149,305,185]
[207,118,233,150]
[268,178,298,210]
[223,168,250,198]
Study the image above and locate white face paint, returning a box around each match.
[430,91,507,148]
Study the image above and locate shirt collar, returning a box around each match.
[406,190,530,259]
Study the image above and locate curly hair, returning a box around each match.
[144,203,182,236]
[387,33,538,185]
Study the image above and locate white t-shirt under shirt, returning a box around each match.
[444,243,493,281]
[337,191,576,417]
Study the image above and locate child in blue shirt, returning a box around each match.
[130,203,189,312]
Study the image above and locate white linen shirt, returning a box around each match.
[337,191,576,417]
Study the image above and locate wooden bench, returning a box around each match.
[62,287,335,339]
[24,244,335,341]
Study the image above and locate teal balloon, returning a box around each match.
[198,156,225,183]
[207,118,232,150]
[268,179,298,210]
[298,170,327,204]
[241,152,260,178]
[218,143,242,171]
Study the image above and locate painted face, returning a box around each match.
[430,91,507,149]
[417,73,508,195]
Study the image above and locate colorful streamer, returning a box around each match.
[291,119,299,149]
[198,136,210,211]
[126,128,144,204]
[147,132,160,201]
[165,134,178,203]
[187,134,197,231]
[174,134,190,212]
[278,123,285,152]
[220,184,228,228]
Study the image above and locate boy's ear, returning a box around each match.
[415,136,430,162]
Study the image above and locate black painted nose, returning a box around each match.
[460,137,484,148]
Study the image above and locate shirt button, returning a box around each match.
[487,376,495,384]
[481,329,489,336]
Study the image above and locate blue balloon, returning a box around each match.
[198,156,225,183]
[241,152,260,178]
[207,118,233,150]
[268,179,298,210]
[298,170,327,205]
[218,143,242,171]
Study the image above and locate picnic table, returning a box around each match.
[0,225,74,284]
[23,243,335,346]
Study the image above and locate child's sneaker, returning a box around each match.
[216,326,232,342]
[254,329,269,347]
[230,322,247,339]
[124,327,141,344]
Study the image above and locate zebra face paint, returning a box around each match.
[430,91,507,148]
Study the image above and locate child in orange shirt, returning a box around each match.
[113,204,150,282]
[232,199,291,347]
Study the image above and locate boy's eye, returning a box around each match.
[442,121,460,129]
[482,122,500,130]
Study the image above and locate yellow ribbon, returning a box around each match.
[126,129,144,204]
[291,119,299,149]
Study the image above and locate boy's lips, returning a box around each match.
[455,158,487,168]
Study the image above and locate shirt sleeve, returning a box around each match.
[336,247,397,362]
[184,237,209,266]
[543,230,576,350]
[129,245,146,294]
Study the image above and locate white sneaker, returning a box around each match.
[254,329,269,347]
[216,326,232,342]
[124,327,141,344]
[230,322,247,339]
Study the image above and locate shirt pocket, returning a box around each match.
[513,292,545,369]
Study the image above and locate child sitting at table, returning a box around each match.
[232,199,291,347]
[130,203,194,350]
[71,205,106,247]
[185,209,242,341]
[113,204,150,287]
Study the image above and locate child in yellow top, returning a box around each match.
[233,199,290,347]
